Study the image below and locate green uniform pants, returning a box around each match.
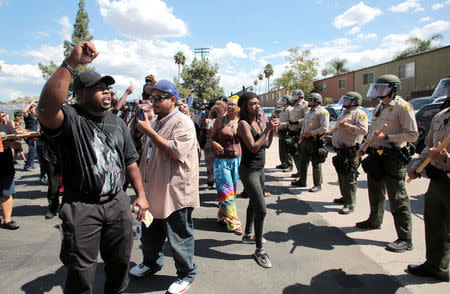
[337,162,359,208]
[278,130,293,167]
[423,173,450,277]
[366,155,412,241]
[298,139,322,186]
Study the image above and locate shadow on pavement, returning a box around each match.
[282,268,404,294]
[13,204,47,217]
[194,238,252,261]
[21,266,66,294]
[266,196,311,216]
[13,189,45,200]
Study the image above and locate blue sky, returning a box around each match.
[0,0,449,102]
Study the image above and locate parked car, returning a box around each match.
[414,102,444,154]
[408,97,436,113]
[261,106,279,122]
[431,97,446,104]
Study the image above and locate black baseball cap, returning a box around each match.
[73,70,115,92]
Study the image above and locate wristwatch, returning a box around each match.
[61,59,75,76]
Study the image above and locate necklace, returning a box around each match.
[226,116,238,132]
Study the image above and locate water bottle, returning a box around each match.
[131,205,142,240]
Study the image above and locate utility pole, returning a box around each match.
[194,48,210,60]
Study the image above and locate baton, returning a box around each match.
[298,123,313,144]
[319,119,347,140]
[406,135,450,183]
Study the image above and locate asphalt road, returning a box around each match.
[0,139,448,294]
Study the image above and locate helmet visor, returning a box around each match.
[277,97,288,107]
[366,83,391,98]
[431,78,450,98]
[339,95,355,107]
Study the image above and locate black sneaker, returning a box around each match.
[282,166,293,172]
[45,211,57,219]
[407,264,449,282]
[309,185,322,192]
[333,197,344,204]
[291,179,306,187]
[291,172,300,178]
[275,164,285,169]
[339,205,354,215]
[355,220,381,230]
[386,239,413,253]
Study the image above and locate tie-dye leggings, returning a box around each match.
[214,156,242,232]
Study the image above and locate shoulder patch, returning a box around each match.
[388,107,394,113]
[402,103,413,111]
[323,111,328,117]
[358,114,366,121]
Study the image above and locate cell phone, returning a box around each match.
[137,108,145,121]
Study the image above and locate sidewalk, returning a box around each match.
[264,137,448,293]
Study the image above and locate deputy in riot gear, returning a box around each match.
[292,93,329,192]
[355,74,418,253]
[331,92,368,214]
[288,89,308,177]
[276,95,294,172]
[406,77,450,282]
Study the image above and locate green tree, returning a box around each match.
[38,0,94,98]
[253,79,258,90]
[321,58,349,77]
[176,57,224,100]
[258,73,264,94]
[275,48,318,94]
[174,51,186,82]
[264,64,274,93]
[393,33,443,60]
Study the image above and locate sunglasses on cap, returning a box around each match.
[150,94,173,102]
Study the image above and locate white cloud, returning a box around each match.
[58,16,72,40]
[0,63,44,101]
[333,2,382,29]
[347,26,361,35]
[432,0,450,10]
[357,33,377,40]
[97,0,188,39]
[419,16,431,23]
[24,44,64,64]
[32,32,49,40]
[273,41,279,44]
[389,0,424,13]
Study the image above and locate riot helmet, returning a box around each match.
[339,91,362,108]
[306,93,322,104]
[366,74,401,99]
[292,89,304,101]
[277,95,291,107]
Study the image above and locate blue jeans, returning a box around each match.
[24,139,36,169]
[141,207,197,282]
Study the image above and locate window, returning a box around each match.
[363,73,374,85]
[320,83,327,92]
[278,92,281,98]
[398,62,415,79]
[338,78,346,89]
[271,93,274,100]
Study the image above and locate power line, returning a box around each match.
[194,48,210,60]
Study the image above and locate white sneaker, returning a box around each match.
[129,263,161,278]
[167,279,192,294]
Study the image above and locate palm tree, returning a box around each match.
[264,64,274,93]
[321,58,349,77]
[258,73,263,94]
[253,79,258,91]
[174,51,186,82]
[393,33,443,60]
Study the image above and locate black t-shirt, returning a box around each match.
[24,114,38,131]
[0,124,17,176]
[240,123,266,169]
[44,104,139,197]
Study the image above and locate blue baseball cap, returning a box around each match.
[144,79,179,100]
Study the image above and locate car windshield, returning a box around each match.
[431,78,450,98]
[409,98,434,111]
[360,107,373,120]
[263,107,274,113]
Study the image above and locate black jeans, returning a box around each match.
[239,165,266,249]
[42,158,61,213]
[59,190,132,294]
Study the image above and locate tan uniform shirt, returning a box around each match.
[139,109,200,219]
[361,96,418,150]
[411,107,450,171]
[301,105,329,136]
[289,100,308,131]
[278,106,293,129]
[332,107,369,148]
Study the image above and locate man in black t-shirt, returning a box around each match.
[22,100,38,170]
[0,112,20,230]
[38,41,149,294]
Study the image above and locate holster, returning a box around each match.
[425,164,448,180]
[332,153,349,173]
[361,148,384,179]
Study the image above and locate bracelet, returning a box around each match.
[61,59,75,76]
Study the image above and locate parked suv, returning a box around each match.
[414,102,444,154]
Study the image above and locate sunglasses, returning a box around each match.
[150,94,173,102]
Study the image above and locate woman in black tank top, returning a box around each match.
[237,92,278,268]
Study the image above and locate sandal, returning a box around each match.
[234,227,243,235]
[253,250,272,268]
[2,220,20,230]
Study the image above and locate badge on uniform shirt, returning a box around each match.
[402,103,413,111]
[389,107,394,112]
[358,114,366,121]
[323,111,328,117]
